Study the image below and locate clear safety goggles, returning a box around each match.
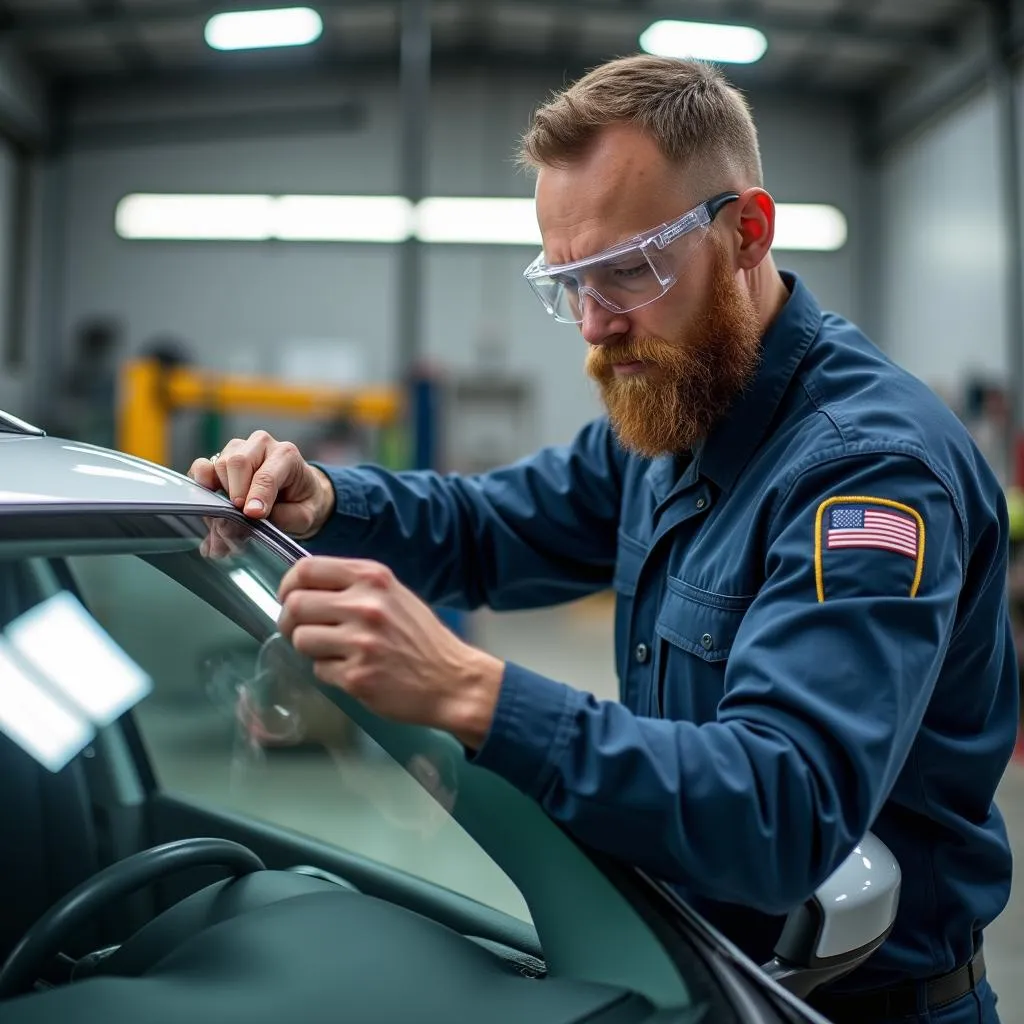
[523,191,739,324]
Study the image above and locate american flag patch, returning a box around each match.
[827,506,920,560]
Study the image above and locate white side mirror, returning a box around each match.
[763,833,901,999]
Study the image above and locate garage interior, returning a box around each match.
[0,0,1022,1017]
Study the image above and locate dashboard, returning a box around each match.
[0,870,671,1024]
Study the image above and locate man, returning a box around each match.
[190,57,1015,1023]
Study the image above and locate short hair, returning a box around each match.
[519,55,763,191]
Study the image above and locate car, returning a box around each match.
[0,411,900,1024]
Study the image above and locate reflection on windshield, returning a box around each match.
[228,569,283,621]
[231,631,463,840]
[0,510,531,924]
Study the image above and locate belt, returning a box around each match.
[808,947,986,1022]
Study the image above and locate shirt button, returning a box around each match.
[634,642,650,664]
[701,633,714,650]
[696,497,707,510]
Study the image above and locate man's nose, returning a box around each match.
[578,291,631,345]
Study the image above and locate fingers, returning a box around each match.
[311,659,351,690]
[199,516,251,559]
[188,432,321,540]
[243,442,303,517]
[278,583,378,637]
[187,431,298,515]
[187,435,259,499]
[279,556,392,602]
[291,623,360,660]
[221,431,275,512]
[187,458,220,491]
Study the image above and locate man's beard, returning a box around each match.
[585,244,763,458]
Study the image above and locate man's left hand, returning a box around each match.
[277,557,504,749]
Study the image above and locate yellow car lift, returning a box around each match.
[1009,486,1024,541]
[118,357,403,467]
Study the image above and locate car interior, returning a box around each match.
[0,507,902,1023]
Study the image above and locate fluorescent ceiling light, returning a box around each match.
[115,194,413,242]
[275,195,413,241]
[415,198,541,245]
[639,20,767,64]
[205,7,323,51]
[773,204,848,252]
[114,194,847,251]
[116,194,275,240]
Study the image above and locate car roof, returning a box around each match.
[0,429,233,511]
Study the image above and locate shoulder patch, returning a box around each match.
[814,496,925,603]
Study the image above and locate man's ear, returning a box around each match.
[734,188,775,269]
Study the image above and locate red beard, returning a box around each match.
[586,242,762,457]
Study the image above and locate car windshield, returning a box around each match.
[0,505,698,1011]
[0,507,533,918]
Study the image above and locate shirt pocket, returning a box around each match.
[612,530,646,683]
[653,577,753,719]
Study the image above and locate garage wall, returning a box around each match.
[0,137,23,413]
[0,42,48,420]
[0,42,47,146]
[876,86,1007,398]
[872,0,1024,408]
[52,70,863,453]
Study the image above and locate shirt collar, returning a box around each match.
[694,271,822,494]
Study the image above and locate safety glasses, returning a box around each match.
[523,192,739,324]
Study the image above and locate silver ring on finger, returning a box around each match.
[210,451,221,464]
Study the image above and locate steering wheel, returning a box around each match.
[0,838,265,999]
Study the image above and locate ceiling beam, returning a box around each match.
[0,0,959,58]
[861,0,1022,159]
[667,0,957,54]
[64,102,366,153]
[80,0,155,73]
[51,45,866,103]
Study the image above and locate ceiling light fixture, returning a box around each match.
[204,7,323,52]
[639,20,768,64]
[415,197,542,245]
[115,194,276,240]
[114,195,847,251]
[274,195,413,242]
[114,194,415,243]
[773,204,848,252]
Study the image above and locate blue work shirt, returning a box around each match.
[309,272,1017,991]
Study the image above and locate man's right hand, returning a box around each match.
[187,430,336,542]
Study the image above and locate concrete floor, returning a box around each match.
[136,596,1024,1016]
